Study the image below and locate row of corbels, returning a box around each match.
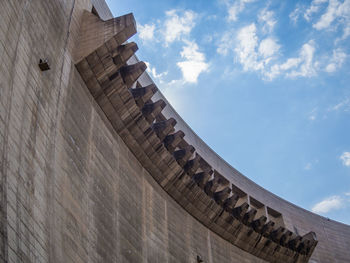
[114,53,317,257]
[76,12,317,260]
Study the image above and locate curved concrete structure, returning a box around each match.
[0,0,349,262]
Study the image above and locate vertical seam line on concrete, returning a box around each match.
[1,0,32,261]
[45,0,76,261]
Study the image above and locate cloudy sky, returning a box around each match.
[106,0,350,225]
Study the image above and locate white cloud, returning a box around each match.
[258,8,276,33]
[235,24,260,71]
[258,38,280,58]
[163,10,196,44]
[266,40,317,79]
[176,41,209,83]
[305,0,350,40]
[221,21,323,80]
[325,48,347,72]
[145,62,168,84]
[219,3,350,81]
[218,9,328,81]
[340,152,350,167]
[226,0,256,21]
[325,64,336,72]
[231,23,280,77]
[289,41,317,77]
[312,195,344,213]
[141,9,210,84]
[138,23,155,41]
[234,24,264,71]
[313,0,341,30]
[280,58,301,70]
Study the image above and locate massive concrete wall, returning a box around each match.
[0,0,349,263]
[0,0,266,262]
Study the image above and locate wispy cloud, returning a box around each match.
[138,23,155,41]
[177,40,209,83]
[312,195,344,213]
[145,62,168,83]
[218,4,342,80]
[258,8,277,33]
[304,0,328,22]
[161,9,209,83]
[340,152,350,167]
[163,10,196,44]
[266,40,317,79]
[217,30,235,56]
[139,9,209,85]
[305,0,350,40]
[328,97,350,112]
[289,5,303,24]
[325,48,347,72]
[225,0,257,22]
[313,0,349,31]
[287,41,317,77]
[224,22,320,80]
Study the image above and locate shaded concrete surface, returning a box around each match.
[0,0,349,262]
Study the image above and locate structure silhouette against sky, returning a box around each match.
[106,0,350,225]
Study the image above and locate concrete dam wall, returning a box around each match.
[0,0,349,262]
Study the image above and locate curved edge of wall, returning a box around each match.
[79,1,350,261]
[131,57,350,263]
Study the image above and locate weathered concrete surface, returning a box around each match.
[0,0,349,263]
[0,1,265,262]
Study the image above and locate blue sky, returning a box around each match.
[105,0,350,225]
